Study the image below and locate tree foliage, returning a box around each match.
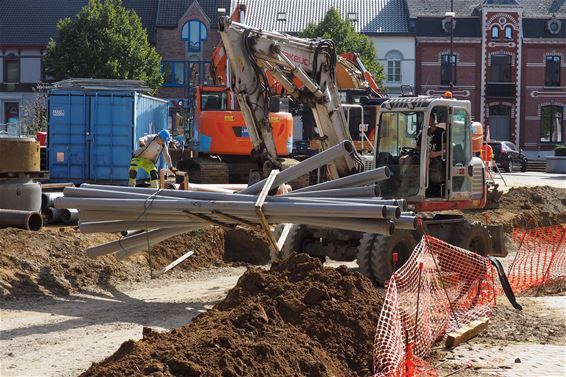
[45,0,162,92]
[299,8,385,88]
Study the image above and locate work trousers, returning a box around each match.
[129,156,159,188]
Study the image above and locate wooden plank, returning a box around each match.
[445,317,490,348]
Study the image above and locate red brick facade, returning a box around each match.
[155,1,221,102]
[415,4,566,160]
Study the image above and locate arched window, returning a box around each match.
[181,20,208,53]
[540,105,563,143]
[504,26,513,39]
[385,50,402,83]
[491,26,500,39]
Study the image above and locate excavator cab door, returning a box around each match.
[447,107,474,201]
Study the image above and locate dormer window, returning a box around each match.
[491,26,500,39]
[347,12,357,22]
[277,11,287,22]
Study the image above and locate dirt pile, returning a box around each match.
[81,254,385,377]
[0,227,227,299]
[464,186,566,230]
[224,227,271,265]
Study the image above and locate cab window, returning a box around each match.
[200,91,227,111]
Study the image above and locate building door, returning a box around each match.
[488,105,510,141]
[4,102,19,123]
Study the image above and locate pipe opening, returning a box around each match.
[27,213,43,231]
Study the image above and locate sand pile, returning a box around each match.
[82,254,384,377]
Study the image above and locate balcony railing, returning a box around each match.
[486,82,516,98]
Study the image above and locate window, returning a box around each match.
[200,90,228,111]
[347,12,357,22]
[504,26,513,39]
[385,50,402,83]
[440,54,457,86]
[4,102,19,124]
[540,105,563,143]
[491,26,500,39]
[545,55,561,87]
[161,62,185,86]
[4,54,20,83]
[277,11,287,21]
[181,20,208,53]
[490,55,512,82]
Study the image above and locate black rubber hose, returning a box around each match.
[489,256,523,310]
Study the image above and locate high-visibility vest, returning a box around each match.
[480,144,493,162]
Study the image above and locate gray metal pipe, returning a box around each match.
[280,216,394,236]
[0,209,43,231]
[57,197,393,219]
[240,140,356,194]
[281,184,379,198]
[291,166,390,193]
[61,209,79,225]
[41,192,63,211]
[384,205,401,220]
[79,220,201,233]
[394,215,418,230]
[85,227,194,258]
[45,207,64,224]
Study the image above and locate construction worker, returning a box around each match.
[481,142,494,169]
[129,129,174,188]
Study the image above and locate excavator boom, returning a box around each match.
[218,17,363,179]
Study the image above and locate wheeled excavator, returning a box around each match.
[219,17,506,285]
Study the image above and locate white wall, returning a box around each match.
[372,36,415,96]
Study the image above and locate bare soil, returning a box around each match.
[0,226,228,300]
[81,254,385,377]
[462,185,566,231]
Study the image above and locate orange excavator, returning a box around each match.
[176,4,385,184]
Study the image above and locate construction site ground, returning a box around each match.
[0,185,565,377]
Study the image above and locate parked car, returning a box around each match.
[488,141,528,172]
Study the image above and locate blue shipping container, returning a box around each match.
[48,90,169,184]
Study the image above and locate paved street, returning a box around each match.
[490,171,565,190]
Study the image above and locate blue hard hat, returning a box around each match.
[158,129,171,143]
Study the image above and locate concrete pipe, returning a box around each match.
[0,209,43,231]
[0,178,42,212]
[45,207,64,224]
[61,209,79,225]
[291,166,390,193]
[240,140,355,195]
[41,192,64,212]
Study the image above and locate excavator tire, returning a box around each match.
[356,231,417,286]
[451,221,492,256]
[272,224,319,262]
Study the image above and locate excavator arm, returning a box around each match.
[218,17,363,179]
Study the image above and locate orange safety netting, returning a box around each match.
[373,235,497,377]
[507,224,566,292]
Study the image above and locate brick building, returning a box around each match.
[409,0,566,160]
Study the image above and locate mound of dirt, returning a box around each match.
[464,186,566,231]
[0,227,227,299]
[81,254,384,377]
[224,227,271,265]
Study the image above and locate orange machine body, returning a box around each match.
[195,86,293,156]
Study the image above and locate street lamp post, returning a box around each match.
[447,0,455,92]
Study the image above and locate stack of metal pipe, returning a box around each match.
[42,192,79,225]
[53,141,417,260]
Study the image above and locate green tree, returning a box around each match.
[45,0,162,92]
[299,8,385,88]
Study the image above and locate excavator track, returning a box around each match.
[177,157,229,184]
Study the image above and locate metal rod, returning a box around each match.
[291,166,390,193]
[79,220,200,233]
[0,209,43,231]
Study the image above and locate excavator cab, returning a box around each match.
[374,96,486,211]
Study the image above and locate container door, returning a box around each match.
[89,93,134,183]
[48,92,89,182]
